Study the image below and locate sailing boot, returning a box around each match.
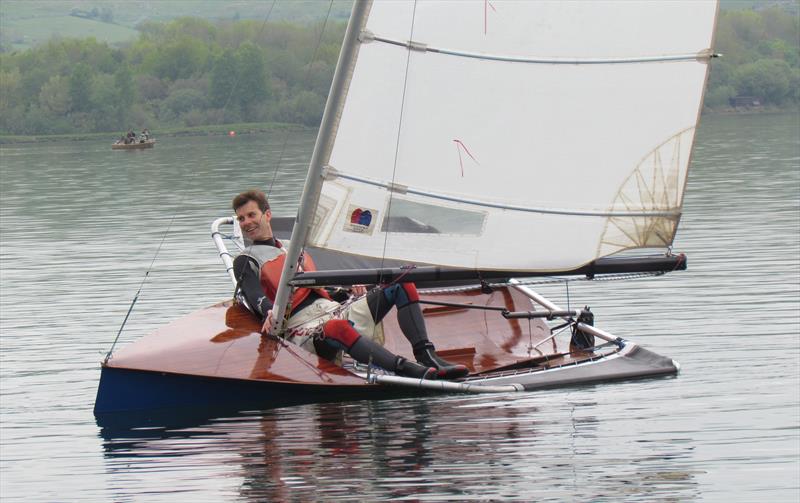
[395,356,438,380]
[389,283,468,379]
[346,331,437,380]
[413,342,469,379]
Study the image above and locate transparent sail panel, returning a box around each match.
[307,0,717,271]
[380,198,486,235]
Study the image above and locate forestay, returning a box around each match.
[307,0,718,271]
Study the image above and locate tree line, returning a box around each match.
[0,7,797,136]
[0,17,345,135]
[705,6,799,109]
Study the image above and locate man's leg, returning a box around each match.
[320,319,436,379]
[367,283,469,379]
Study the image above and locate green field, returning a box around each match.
[3,16,139,51]
[1,0,352,51]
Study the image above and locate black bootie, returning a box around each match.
[413,342,469,379]
[349,336,436,379]
[395,357,438,379]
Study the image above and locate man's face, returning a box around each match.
[235,200,272,241]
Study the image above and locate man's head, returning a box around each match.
[233,190,272,241]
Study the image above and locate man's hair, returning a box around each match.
[232,190,270,212]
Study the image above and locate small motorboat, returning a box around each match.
[112,139,156,150]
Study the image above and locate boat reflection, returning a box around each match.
[98,396,698,500]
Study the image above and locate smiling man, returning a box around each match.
[231,189,468,380]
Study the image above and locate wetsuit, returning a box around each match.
[232,239,468,378]
[232,238,328,319]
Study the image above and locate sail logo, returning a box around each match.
[344,205,377,235]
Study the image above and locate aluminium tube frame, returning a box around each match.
[211,217,238,286]
[508,279,623,346]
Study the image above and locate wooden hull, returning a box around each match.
[112,139,155,150]
[94,286,677,417]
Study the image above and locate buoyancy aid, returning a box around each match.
[240,240,330,313]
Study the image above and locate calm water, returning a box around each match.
[1,113,798,501]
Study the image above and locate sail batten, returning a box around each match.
[329,170,682,218]
[366,33,717,65]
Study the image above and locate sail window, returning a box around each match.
[381,198,486,235]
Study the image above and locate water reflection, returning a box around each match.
[98,395,699,501]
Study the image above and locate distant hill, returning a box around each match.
[1,0,352,51]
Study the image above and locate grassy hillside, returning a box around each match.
[3,16,139,51]
[1,0,352,50]
[3,0,796,52]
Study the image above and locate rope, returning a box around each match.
[214,230,246,253]
[417,299,507,312]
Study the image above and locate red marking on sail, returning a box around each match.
[453,139,479,177]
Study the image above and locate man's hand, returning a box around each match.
[351,285,367,297]
[261,309,274,334]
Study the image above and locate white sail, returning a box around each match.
[306,0,718,272]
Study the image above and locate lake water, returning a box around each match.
[1,113,798,501]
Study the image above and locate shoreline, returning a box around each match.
[1,107,797,145]
[704,105,799,116]
[0,122,314,145]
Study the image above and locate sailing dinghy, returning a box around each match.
[94,0,718,417]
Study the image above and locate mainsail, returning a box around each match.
[305,0,717,272]
[271,0,718,332]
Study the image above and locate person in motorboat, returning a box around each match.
[231,189,469,380]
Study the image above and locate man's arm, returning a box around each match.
[233,255,273,319]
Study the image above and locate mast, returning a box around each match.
[270,0,372,336]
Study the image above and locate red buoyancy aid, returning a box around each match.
[258,248,330,313]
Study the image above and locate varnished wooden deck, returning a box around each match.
[106,286,573,385]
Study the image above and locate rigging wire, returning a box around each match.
[219,0,278,114]
[362,0,419,318]
[379,0,419,271]
[260,0,337,334]
[103,211,182,363]
[267,0,336,199]
[104,3,280,360]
